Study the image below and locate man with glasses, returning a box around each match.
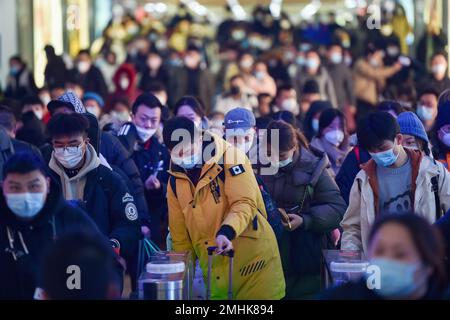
[46,113,140,274]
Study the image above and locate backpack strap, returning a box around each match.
[432,159,443,221]
[431,175,442,221]
[169,176,177,198]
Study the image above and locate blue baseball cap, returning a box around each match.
[224,108,256,136]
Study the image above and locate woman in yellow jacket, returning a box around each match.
[163,116,285,300]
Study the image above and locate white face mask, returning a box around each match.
[281,99,299,115]
[39,94,51,107]
[54,144,85,169]
[120,77,130,90]
[136,125,157,142]
[86,106,100,118]
[324,130,345,147]
[6,193,46,219]
[34,110,44,121]
[240,59,253,70]
[432,64,447,76]
[77,61,91,74]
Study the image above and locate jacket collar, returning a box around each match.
[49,143,101,181]
[360,148,423,215]
[277,146,330,186]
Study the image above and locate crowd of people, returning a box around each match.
[2,3,450,300]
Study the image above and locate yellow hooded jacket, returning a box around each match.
[167,134,285,300]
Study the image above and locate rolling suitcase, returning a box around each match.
[206,246,234,301]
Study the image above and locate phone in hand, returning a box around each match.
[285,205,300,215]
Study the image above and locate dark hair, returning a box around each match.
[132,93,163,115]
[377,100,404,116]
[230,74,243,83]
[415,136,431,157]
[0,105,16,132]
[258,93,272,103]
[146,81,167,94]
[431,51,448,62]
[21,95,44,109]
[368,213,448,293]
[77,49,91,57]
[266,120,308,153]
[419,87,440,100]
[111,96,130,109]
[276,84,295,100]
[302,100,333,141]
[186,44,201,53]
[9,55,23,64]
[173,96,206,119]
[3,151,48,178]
[163,116,201,150]
[357,112,400,151]
[42,232,120,300]
[302,79,320,95]
[272,111,298,129]
[364,42,381,57]
[319,108,347,138]
[47,113,90,139]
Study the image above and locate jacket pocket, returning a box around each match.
[239,215,262,239]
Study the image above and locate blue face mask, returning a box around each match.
[369,146,399,167]
[369,258,423,299]
[278,157,294,168]
[174,149,202,170]
[306,59,320,70]
[10,66,19,76]
[330,53,343,64]
[416,106,434,122]
[296,56,306,66]
[312,119,320,133]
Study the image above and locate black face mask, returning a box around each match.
[230,86,241,95]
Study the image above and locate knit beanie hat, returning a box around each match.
[397,111,429,143]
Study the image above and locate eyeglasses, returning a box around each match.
[53,142,84,152]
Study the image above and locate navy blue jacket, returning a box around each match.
[100,132,150,224]
[118,123,170,220]
[0,181,98,300]
[335,147,372,205]
[49,164,140,261]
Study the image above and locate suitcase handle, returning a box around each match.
[206,247,234,300]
